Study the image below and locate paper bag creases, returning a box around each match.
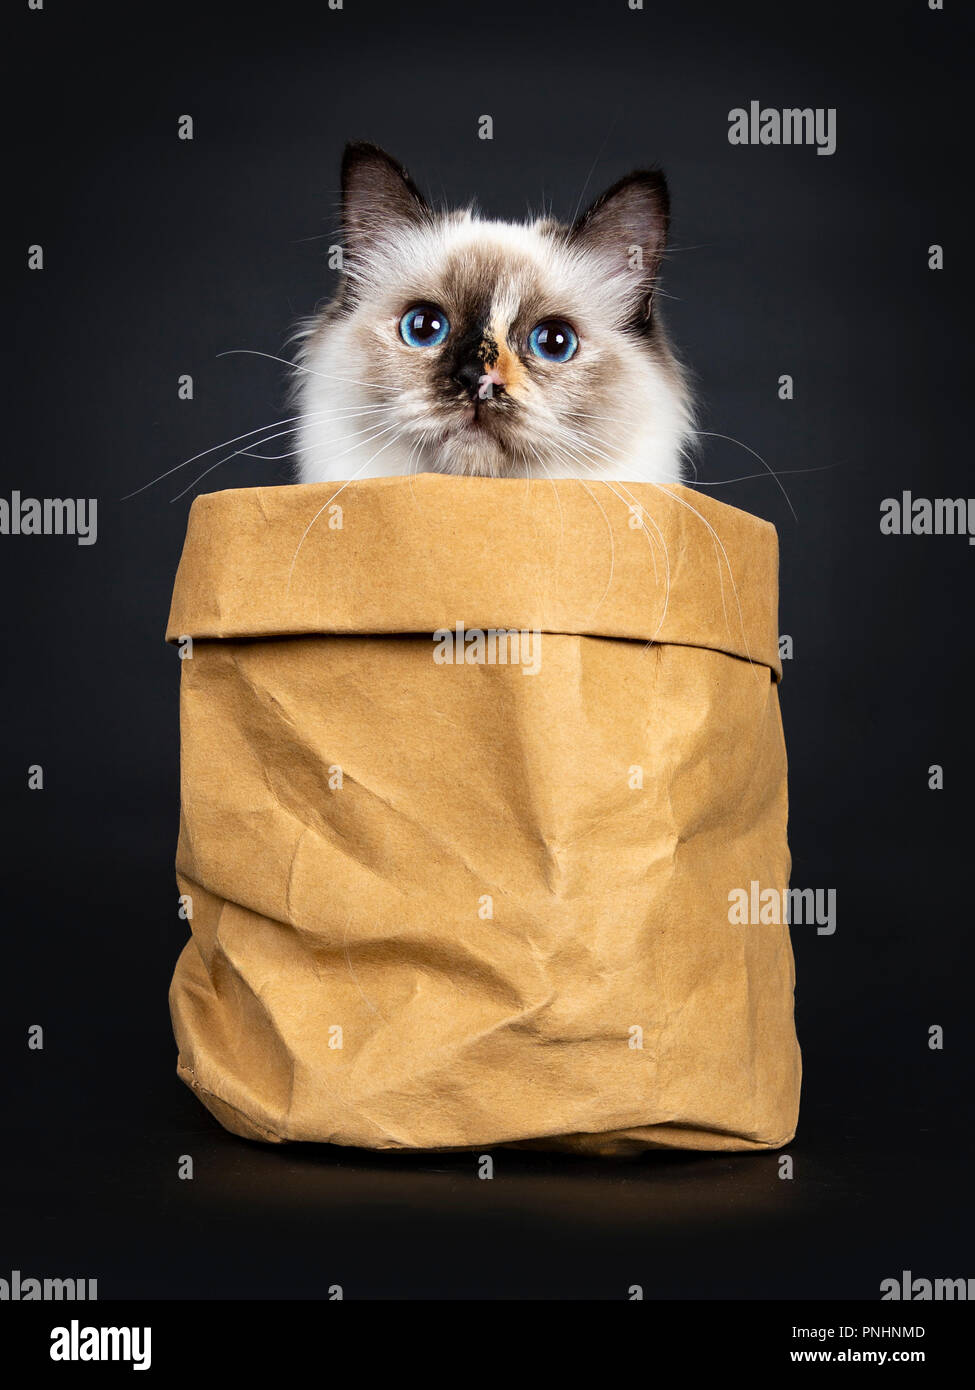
[167,476,800,1154]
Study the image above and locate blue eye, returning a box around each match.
[399,304,450,348]
[528,319,578,363]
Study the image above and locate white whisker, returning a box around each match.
[690,430,797,521]
[217,348,393,393]
[170,413,394,501]
[121,405,393,500]
[286,423,408,588]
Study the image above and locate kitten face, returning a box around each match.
[295,144,692,484]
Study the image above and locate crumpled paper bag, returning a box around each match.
[166,475,800,1154]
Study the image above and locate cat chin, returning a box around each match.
[433,429,518,478]
[296,426,688,485]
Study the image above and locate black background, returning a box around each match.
[2,0,972,1301]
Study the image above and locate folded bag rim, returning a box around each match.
[165,475,782,679]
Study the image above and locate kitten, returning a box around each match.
[295,142,692,485]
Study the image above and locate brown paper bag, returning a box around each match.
[167,475,800,1154]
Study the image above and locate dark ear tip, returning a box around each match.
[340,140,427,207]
[572,166,670,232]
[341,140,386,187]
[342,139,389,164]
[631,166,670,208]
[339,142,430,227]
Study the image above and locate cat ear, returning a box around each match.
[568,170,670,326]
[340,142,430,266]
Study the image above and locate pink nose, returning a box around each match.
[477,369,505,400]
